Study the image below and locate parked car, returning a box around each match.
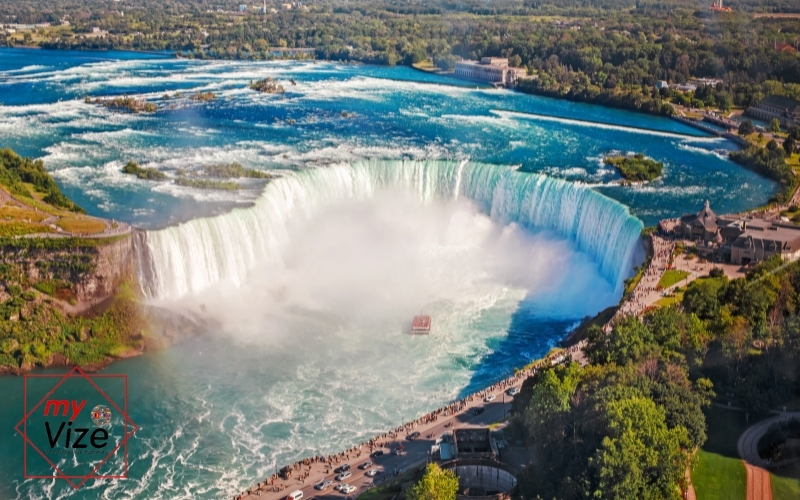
[358,460,373,470]
[370,450,384,458]
[335,471,351,481]
[365,469,380,477]
[506,387,520,396]
[340,485,357,494]
[334,464,350,473]
[407,431,420,440]
[484,394,496,402]
[473,407,485,415]
[315,480,333,490]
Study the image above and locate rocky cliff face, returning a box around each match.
[0,235,135,304]
[74,236,135,301]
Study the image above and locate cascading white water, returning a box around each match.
[139,160,643,299]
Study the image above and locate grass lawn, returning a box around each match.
[411,60,439,72]
[692,406,769,500]
[0,204,49,223]
[0,220,52,237]
[694,449,746,500]
[56,218,106,234]
[658,269,689,288]
[771,463,800,500]
[655,290,684,308]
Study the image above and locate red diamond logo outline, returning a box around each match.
[14,366,139,490]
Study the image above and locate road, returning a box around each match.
[737,411,800,500]
[236,383,522,500]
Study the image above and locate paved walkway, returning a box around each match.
[615,234,674,318]
[233,344,584,500]
[685,467,697,500]
[609,234,745,330]
[235,386,518,500]
[0,186,130,239]
[737,411,800,500]
[744,463,772,500]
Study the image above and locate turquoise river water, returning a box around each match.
[0,48,778,499]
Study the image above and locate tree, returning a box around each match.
[785,136,797,156]
[587,316,655,366]
[767,139,780,152]
[592,397,688,500]
[683,277,728,319]
[738,120,755,136]
[525,364,581,448]
[769,118,782,134]
[433,54,457,71]
[407,464,459,500]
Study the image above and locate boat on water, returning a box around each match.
[411,315,431,334]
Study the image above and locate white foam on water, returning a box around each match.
[494,109,711,139]
[141,159,642,300]
[677,143,732,161]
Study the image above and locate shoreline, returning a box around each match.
[0,45,725,141]
[0,303,204,376]
[234,343,582,500]
[1,44,175,57]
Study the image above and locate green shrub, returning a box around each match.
[605,154,663,182]
[121,160,167,180]
[729,146,795,203]
[0,148,84,213]
[175,177,241,190]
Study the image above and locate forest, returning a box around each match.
[3,0,800,121]
[2,0,800,91]
[506,256,800,499]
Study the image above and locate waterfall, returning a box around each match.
[140,160,643,299]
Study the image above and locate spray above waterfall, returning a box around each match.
[137,160,642,305]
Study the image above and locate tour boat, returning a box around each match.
[411,315,431,334]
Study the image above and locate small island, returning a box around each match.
[173,163,273,190]
[86,96,158,114]
[122,161,273,190]
[249,77,285,94]
[189,91,217,102]
[175,177,241,190]
[604,153,663,182]
[197,162,273,179]
[122,160,168,180]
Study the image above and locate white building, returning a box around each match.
[453,57,527,87]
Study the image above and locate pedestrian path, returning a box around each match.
[234,345,583,500]
[737,411,800,500]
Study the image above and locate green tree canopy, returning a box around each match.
[592,396,687,500]
[407,464,459,500]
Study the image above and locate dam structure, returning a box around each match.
[135,160,643,300]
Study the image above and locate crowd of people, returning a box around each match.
[615,234,676,320]
[233,325,589,499]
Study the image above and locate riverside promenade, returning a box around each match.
[233,344,582,500]
[235,220,747,500]
[613,233,675,320]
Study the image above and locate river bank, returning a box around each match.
[233,343,581,500]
